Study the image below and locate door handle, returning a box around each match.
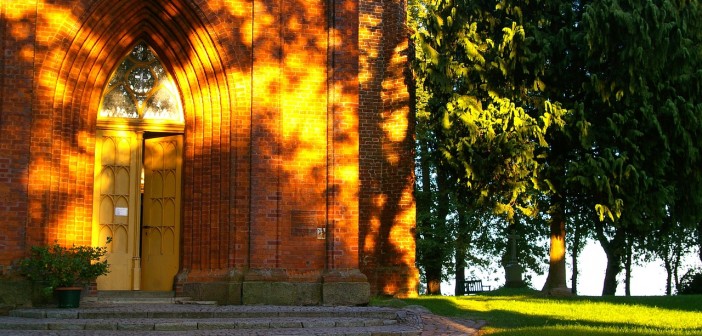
[142,226,154,235]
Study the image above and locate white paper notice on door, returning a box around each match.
[115,207,128,217]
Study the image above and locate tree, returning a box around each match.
[571,0,702,295]
[411,0,702,297]
[643,215,698,295]
[411,0,456,295]
[415,85,454,295]
[413,0,572,294]
[566,200,595,294]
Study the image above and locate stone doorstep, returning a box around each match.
[96,298,177,304]
[94,299,218,305]
[0,317,401,331]
[91,291,212,305]
[96,291,176,299]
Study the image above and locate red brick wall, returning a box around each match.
[0,1,36,266]
[0,0,417,296]
[358,0,419,297]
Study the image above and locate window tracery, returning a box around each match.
[99,42,183,123]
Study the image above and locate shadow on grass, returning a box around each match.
[574,295,702,313]
[474,287,702,313]
[455,307,702,335]
[374,292,702,336]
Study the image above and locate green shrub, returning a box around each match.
[18,242,110,296]
[677,268,702,295]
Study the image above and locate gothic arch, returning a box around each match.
[28,0,249,254]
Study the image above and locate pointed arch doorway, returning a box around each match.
[92,41,185,291]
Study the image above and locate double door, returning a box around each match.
[92,130,182,291]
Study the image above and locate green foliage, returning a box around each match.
[573,0,702,229]
[411,0,575,292]
[677,268,702,295]
[411,0,702,295]
[567,0,702,294]
[415,85,454,290]
[413,0,568,221]
[19,242,110,296]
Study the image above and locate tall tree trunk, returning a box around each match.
[426,168,451,295]
[423,214,444,295]
[624,239,632,296]
[542,194,569,295]
[602,249,622,296]
[454,209,467,296]
[426,265,443,295]
[454,238,466,296]
[595,221,625,295]
[664,256,673,296]
[571,221,581,295]
[417,135,443,295]
[673,238,683,293]
[698,221,702,264]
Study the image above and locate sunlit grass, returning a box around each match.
[372,289,702,335]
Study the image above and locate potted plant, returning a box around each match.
[18,241,110,308]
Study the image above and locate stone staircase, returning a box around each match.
[0,303,422,335]
[94,291,182,304]
[93,290,216,305]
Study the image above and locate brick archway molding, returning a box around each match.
[28,0,254,303]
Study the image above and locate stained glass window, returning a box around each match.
[99,42,183,123]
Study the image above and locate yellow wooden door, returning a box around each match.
[141,135,183,291]
[93,130,141,290]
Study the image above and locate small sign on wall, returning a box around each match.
[115,207,128,217]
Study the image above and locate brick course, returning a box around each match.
[0,0,417,299]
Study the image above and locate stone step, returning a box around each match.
[0,316,399,330]
[0,305,421,335]
[90,291,216,305]
[9,305,401,320]
[0,325,419,335]
[92,291,196,304]
[97,291,176,299]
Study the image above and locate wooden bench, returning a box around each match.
[463,279,491,294]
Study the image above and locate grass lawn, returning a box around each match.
[372,288,702,335]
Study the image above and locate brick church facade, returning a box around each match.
[0,0,417,305]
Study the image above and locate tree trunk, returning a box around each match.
[673,239,683,293]
[423,223,444,295]
[602,249,621,295]
[455,244,466,296]
[571,221,581,295]
[426,266,443,295]
[664,258,673,296]
[425,169,451,295]
[698,221,702,264]
[417,134,442,295]
[624,239,632,296]
[595,222,625,296]
[454,210,467,296]
[542,195,569,295]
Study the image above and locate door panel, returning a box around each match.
[93,130,140,290]
[141,135,182,291]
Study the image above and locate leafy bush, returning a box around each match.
[18,242,109,295]
[677,268,702,295]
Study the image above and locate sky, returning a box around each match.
[444,241,701,296]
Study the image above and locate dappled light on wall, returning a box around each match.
[1,0,417,301]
